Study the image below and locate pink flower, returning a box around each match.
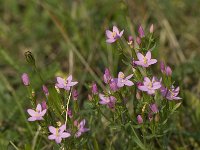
[150,103,159,113]
[48,124,71,143]
[109,79,119,92]
[56,75,78,91]
[21,73,30,86]
[91,83,98,94]
[135,51,157,67]
[106,26,124,43]
[138,25,145,38]
[137,115,143,124]
[99,94,116,109]
[117,72,134,88]
[27,103,47,121]
[138,77,161,95]
[161,86,181,100]
[103,68,112,84]
[42,85,49,96]
[75,119,90,137]
[72,89,78,100]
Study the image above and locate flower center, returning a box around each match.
[143,57,147,64]
[119,73,125,79]
[56,128,59,137]
[147,82,152,88]
[112,32,117,38]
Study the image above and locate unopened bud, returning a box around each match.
[138,25,145,38]
[136,37,141,45]
[42,85,49,96]
[150,24,154,33]
[72,89,78,101]
[21,73,30,86]
[137,115,143,124]
[92,83,98,95]
[41,101,47,110]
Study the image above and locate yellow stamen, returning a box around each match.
[119,73,125,79]
[112,32,117,38]
[143,57,147,64]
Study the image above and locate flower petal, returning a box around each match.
[55,137,62,144]
[61,132,71,138]
[49,126,57,134]
[28,117,36,121]
[137,53,144,60]
[113,26,119,34]
[36,104,42,112]
[59,124,66,133]
[125,80,134,86]
[48,134,56,140]
[146,51,151,60]
[67,75,72,82]
[106,30,113,38]
[27,109,36,116]
[106,38,116,43]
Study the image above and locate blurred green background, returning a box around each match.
[0,0,200,149]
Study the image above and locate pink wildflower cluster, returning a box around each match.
[23,74,89,144]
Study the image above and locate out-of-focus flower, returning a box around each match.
[150,24,154,33]
[138,25,145,38]
[42,85,49,96]
[160,61,172,76]
[109,79,119,92]
[21,73,30,86]
[75,119,90,137]
[41,101,47,110]
[148,112,153,122]
[56,75,78,91]
[137,115,143,124]
[161,86,181,100]
[48,124,71,143]
[72,89,78,100]
[138,77,161,95]
[150,103,159,113]
[99,94,116,109]
[103,68,112,84]
[67,109,73,118]
[27,103,47,121]
[106,26,124,43]
[91,83,98,95]
[117,72,134,88]
[135,51,157,67]
[128,36,134,48]
[136,36,141,45]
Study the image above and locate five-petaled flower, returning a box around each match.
[27,103,47,121]
[117,72,134,88]
[161,86,181,100]
[106,26,124,43]
[56,75,78,91]
[138,77,161,95]
[135,51,157,67]
[48,124,71,143]
[99,94,116,109]
[75,119,90,137]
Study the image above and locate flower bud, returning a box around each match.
[103,68,112,84]
[72,89,78,101]
[138,25,145,38]
[150,103,159,113]
[41,101,47,110]
[67,109,73,118]
[24,51,35,66]
[128,36,134,48]
[137,115,143,124]
[42,85,49,96]
[91,83,98,95]
[166,66,172,76]
[148,113,153,122]
[160,61,165,73]
[136,37,141,45]
[150,24,154,33]
[21,73,30,86]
